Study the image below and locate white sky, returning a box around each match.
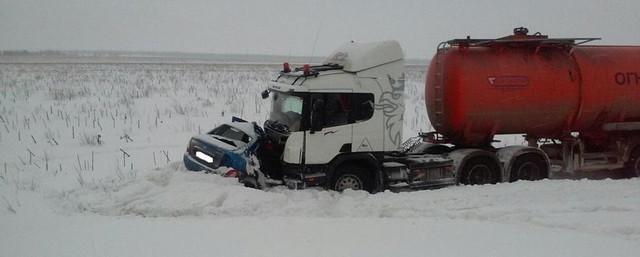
[1,0,640,58]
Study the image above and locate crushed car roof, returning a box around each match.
[226,121,258,138]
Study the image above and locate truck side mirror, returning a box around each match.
[310,99,325,133]
[261,90,270,99]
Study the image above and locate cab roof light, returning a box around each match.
[303,64,311,75]
[282,62,291,73]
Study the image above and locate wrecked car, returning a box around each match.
[183,118,262,176]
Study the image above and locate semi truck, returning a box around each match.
[243,27,640,192]
[255,40,457,192]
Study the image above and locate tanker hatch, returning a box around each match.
[503,27,548,41]
[442,27,601,49]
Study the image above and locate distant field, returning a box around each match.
[0,52,429,65]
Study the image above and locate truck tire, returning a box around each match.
[626,148,640,178]
[510,154,548,182]
[459,157,500,185]
[331,164,373,192]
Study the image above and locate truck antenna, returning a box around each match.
[309,0,324,63]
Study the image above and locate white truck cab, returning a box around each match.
[260,41,454,192]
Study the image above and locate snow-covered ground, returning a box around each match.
[0,62,639,257]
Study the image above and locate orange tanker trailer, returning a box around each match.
[423,28,640,183]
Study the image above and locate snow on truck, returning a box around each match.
[186,28,640,192]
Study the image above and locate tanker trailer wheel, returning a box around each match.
[459,157,500,185]
[509,154,549,182]
[330,164,373,192]
[626,148,640,178]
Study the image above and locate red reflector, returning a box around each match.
[223,169,239,178]
[283,62,291,73]
[303,64,310,75]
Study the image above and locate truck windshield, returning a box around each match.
[269,91,303,132]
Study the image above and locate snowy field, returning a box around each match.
[0,62,639,257]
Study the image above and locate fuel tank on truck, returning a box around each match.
[426,28,640,146]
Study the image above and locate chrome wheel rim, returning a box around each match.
[335,174,363,191]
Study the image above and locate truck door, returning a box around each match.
[305,92,354,164]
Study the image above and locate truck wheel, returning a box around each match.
[331,164,373,192]
[626,148,640,178]
[510,154,548,182]
[459,157,499,185]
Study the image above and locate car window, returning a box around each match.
[209,124,251,144]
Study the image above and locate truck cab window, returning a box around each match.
[270,92,304,131]
[313,93,374,128]
[325,94,350,127]
[350,93,374,122]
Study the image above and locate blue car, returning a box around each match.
[183,119,262,175]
